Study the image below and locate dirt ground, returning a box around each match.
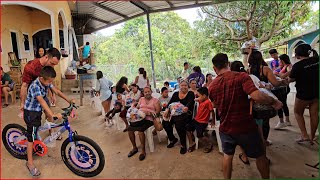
[1,92,319,179]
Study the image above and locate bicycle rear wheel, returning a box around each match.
[2,124,28,159]
[61,135,105,177]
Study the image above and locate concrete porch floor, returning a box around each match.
[1,92,319,179]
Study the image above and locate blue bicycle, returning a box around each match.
[2,103,105,177]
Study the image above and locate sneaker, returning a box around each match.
[285,121,292,126]
[274,122,287,130]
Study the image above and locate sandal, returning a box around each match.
[188,143,196,152]
[128,148,138,158]
[123,128,128,132]
[56,135,63,141]
[26,162,41,176]
[139,153,146,161]
[239,153,250,165]
[2,104,9,108]
[203,144,213,153]
[296,137,312,144]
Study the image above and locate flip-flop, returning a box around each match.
[2,104,9,108]
[128,148,138,158]
[139,153,146,161]
[296,137,312,144]
[26,162,41,176]
[56,135,63,141]
[188,143,196,152]
[239,153,250,165]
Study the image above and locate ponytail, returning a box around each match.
[310,49,319,61]
[143,70,147,79]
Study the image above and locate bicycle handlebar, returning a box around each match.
[61,103,78,118]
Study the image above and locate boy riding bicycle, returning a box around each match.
[24,66,74,176]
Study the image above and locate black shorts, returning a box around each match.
[186,119,208,138]
[220,130,264,158]
[24,109,42,142]
[127,120,153,132]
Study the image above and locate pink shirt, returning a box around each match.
[139,97,159,121]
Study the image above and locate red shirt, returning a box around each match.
[208,71,258,135]
[195,99,213,123]
[22,58,43,85]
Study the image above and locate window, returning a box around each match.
[23,34,30,51]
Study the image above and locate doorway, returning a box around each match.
[10,32,19,59]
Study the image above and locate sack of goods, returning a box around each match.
[126,107,146,123]
[168,102,185,116]
[125,96,133,107]
[252,88,278,119]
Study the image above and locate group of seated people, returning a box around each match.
[93,43,318,179]
[96,71,217,161]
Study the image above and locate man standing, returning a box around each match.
[20,48,61,110]
[181,62,189,79]
[269,49,281,74]
[208,53,282,179]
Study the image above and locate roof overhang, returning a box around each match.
[69,0,235,34]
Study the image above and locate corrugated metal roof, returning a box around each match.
[69,0,235,34]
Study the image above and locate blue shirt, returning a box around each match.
[82,45,91,58]
[24,78,53,112]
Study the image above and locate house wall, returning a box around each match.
[1,1,72,90]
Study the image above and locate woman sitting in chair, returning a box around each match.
[127,87,161,161]
[1,67,15,108]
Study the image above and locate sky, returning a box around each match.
[97,1,319,36]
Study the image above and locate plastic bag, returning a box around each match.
[126,107,146,123]
[168,102,185,116]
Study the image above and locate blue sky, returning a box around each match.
[97,1,319,36]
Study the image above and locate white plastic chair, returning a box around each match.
[192,102,223,153]
[144,126,162,153]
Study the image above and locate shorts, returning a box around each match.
[220,130,264,158]
[107,95,112,101]
[119,106,130,118]
[24,109,42,142]
[186,119,208,138]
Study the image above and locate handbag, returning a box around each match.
[152,113,163,131]
[252,88,278,119]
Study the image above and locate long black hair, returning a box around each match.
[295,43,319,60]
[248,51,268,78]
[96,71,103,80]
[279,54,291,65]
[35,47,46,58]
[116,76,128,88]
[193,66,202,74]
[231,61,246,73]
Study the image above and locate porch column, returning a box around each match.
[51,12,62,90]
[51,12,60,49]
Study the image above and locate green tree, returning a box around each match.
[200,1,311,58]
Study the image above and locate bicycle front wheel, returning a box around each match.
[61,135,105,177]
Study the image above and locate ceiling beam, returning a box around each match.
[130,1,150,12]
[92,2,128,18]
[90,16,110,24]
[92,0,237,33]
[165,0,174,8]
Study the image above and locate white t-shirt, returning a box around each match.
[249,74,260,88]
[137,74,148,89]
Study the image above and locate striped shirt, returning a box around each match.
[24,78,53,112]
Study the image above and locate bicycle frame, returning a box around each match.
[17,105,78,152]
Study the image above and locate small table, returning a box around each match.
[78,73,95,106]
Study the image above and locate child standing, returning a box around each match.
[186,87,214,153]
[24,66,74,176]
